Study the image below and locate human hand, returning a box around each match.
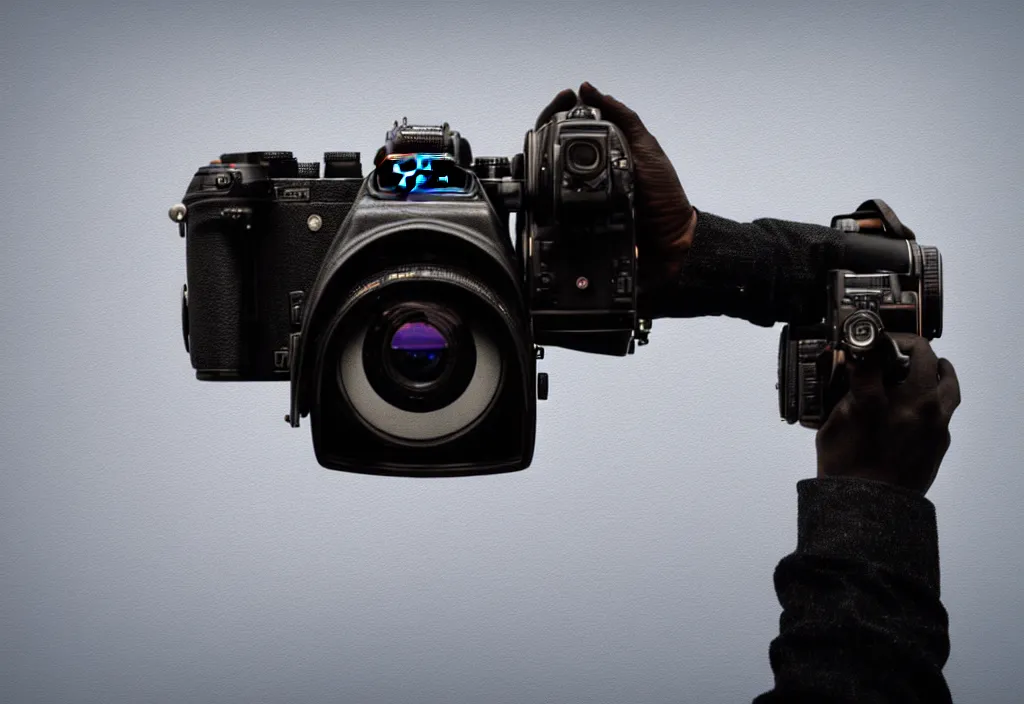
[532,83,697,292]
[815,334,961,495]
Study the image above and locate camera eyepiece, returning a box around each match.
[843,310,883,353]
[563,139,605,177]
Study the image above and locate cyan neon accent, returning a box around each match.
[387,153,468,194]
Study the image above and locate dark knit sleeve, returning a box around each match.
[639,210,846,326]
[752,478,951,704]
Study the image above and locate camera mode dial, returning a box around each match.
[472,157,511,179]
[219,151,294,164]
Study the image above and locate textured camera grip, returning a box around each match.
[185,214,247,372]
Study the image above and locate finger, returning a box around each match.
[579,81,648,140]
[937,357,961,416]
[890,333,938,390]
[535,88,578,129]
[846,357,888,414]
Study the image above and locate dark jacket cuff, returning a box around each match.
[795,477,941,593]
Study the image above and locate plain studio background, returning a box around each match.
[2,0,1021,702]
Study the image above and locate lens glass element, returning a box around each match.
[389,321,449,384]
[360,301,478,416]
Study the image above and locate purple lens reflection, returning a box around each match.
[388,321,450,384]
[390,322,448,351]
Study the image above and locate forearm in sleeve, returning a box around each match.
[640,210,846,326]
[752,478,951,704]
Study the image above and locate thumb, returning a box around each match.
[846,357,888,414]
[579,82,648,140]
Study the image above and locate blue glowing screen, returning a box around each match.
[375,153,470,195]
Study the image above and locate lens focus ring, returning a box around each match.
[920,246,943,339]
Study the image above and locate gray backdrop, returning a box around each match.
[2,0,1022,702]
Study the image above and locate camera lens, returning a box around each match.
[564,139,604,176]
[329,267,512,445]
[338,298,503,442]
[388,321,449,385]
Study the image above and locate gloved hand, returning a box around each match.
[816,334,962,495]
[533,83,697,292]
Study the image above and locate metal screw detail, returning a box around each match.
[168,203,187,222]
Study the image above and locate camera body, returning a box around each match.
[171,108,641,476]
[777,200,943,428]
[520,104,639,356]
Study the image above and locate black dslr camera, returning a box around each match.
[777,199,943,428]
[169,105,644,476]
